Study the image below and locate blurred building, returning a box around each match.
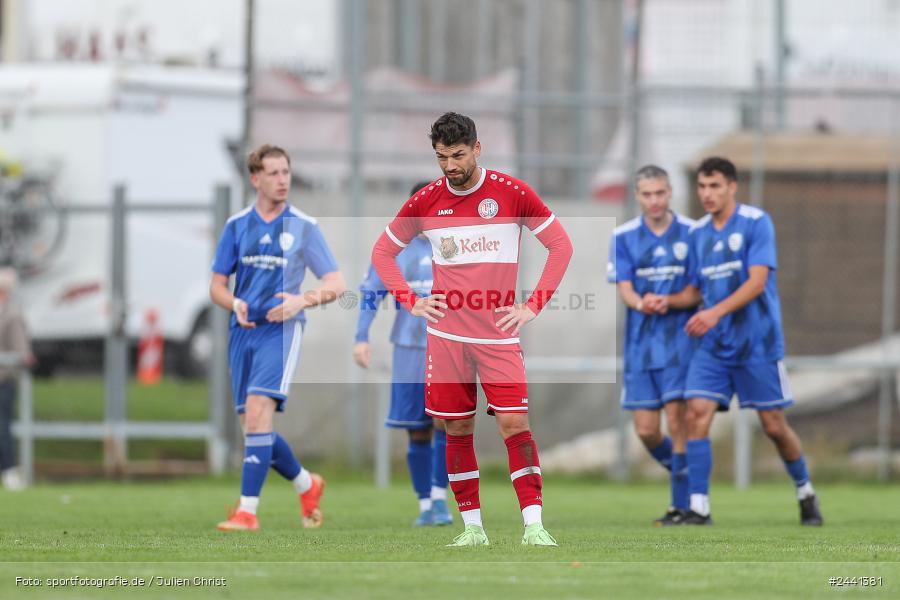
[351,0,624,198]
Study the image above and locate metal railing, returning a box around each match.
[6,184,234,482]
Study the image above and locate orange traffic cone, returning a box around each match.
[137,309,164,385]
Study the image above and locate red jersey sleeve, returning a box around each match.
[514,179,573,315]
[517,179,555,233]
[384,195,422,247]
[371,196,424,312]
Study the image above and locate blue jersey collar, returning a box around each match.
[711,202,740,232]
[252,203,290,225]
[640,210,677,240]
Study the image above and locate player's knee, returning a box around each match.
[243,415,266,433]
[242,408,269,433]
[634,422,660,445]
[666,416,684,438]
[760,415,785,440]
[408,428,433,443]
[497,420,529,439]
[445,418,474,436]
[685,408,711,436]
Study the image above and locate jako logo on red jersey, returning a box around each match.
[439,235,501,259]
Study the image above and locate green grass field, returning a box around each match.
[29,377,208,464]
[1,475,899,599]
[32,377,208,422]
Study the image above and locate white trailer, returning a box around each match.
[0,64,243,375]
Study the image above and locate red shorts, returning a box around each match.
[424,334,530,419]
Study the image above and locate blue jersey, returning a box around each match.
[356,236,432,349]
[607,212,697,373]
[688,203,784,364]
[212,204,339,327]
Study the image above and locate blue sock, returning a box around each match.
[686,438,712,496]
[783,455,810,487]
[407,439,432,501]
[671,452,689,511]
[648,436,673,471]
[270,433,301,481]
[241,432,274,498]
[432,429,449,489]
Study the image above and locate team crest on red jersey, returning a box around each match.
[478,198,499,219]
[440,236,459,259]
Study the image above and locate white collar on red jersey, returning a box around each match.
[446,167,487,196]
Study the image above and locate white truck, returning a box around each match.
[0,63,243,376]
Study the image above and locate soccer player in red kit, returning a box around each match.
[371,112,573,547]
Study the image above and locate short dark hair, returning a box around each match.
[697,156,737,182]
[429,112,477,148]
[635,164,669,185]
[410,181,432,197]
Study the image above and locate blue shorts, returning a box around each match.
[684,351,794,411]
[386,345,431,429]
[228,320,304,414]
[621,365,688,410]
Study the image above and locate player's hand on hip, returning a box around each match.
[233,298,256,329]
[266,292,308,323]
[685,308,720,337]
[494,303,536,336]
[353,342,371,369]
[411,294,447,323]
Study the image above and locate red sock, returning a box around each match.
[505,430,542,511]
[446,433,480,512]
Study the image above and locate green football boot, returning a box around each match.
[521,523,559,547]
[445,524,490,547]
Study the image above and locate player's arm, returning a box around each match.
[266,271,347,323]
[372,206,446,323]
[654,231,702,314]
[607,232,655,313]
[660,284,702,312]
[209,222,256,328]
[210,273,255,329]
[615,280,661,314]
[297,271,347,308]
[684,266,767,337]
[497,201,573,334]
[267,222,348,323]
[353,264,387,369]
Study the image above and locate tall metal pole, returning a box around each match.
[878,101,900,481]
[617,0,645,482]
[397,0,420,73]
[209,185,232,475]
[241,0,255,207]
[623,0,643,219]
[519,0,541,185]
[1,0,27,62]
[774,0,787,130]
[750,64,767,210]
[104,185,128,475]
[427,0,447,81]
[374,380,391,488]
[347,0,366,468]
[475,0,492,80]
[573,0,591,202]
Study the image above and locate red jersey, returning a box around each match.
[373,167,572,345]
